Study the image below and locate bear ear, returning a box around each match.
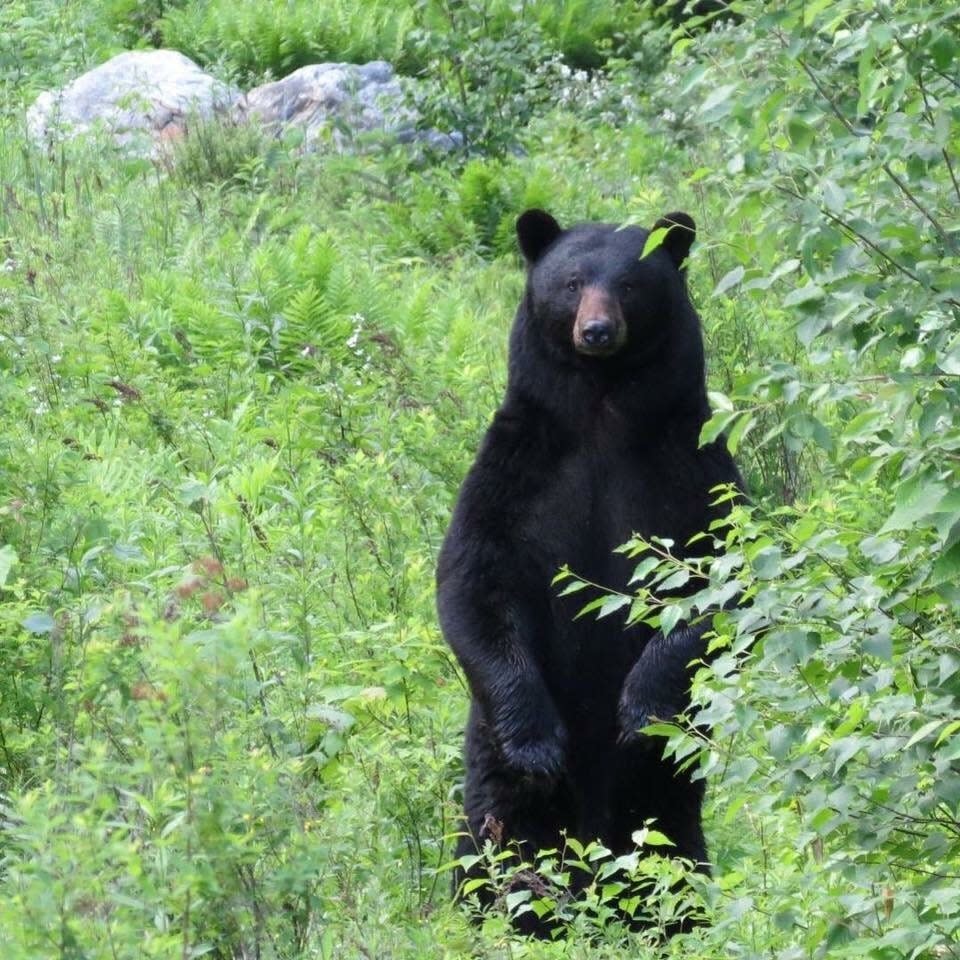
[517,209,563,264]
[653,211,696,268]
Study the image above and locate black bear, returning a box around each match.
[436,209,743,933]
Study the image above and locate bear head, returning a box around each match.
[515,209,697,365]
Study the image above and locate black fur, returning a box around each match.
[437,210,744,934]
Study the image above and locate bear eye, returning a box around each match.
[621,281,634,294]
[566,277,580,292]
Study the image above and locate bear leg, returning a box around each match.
[453,706,575,937]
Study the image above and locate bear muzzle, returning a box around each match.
[573,287,626,357]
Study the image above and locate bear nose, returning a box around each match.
[581,320,613,347]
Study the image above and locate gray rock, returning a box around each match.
[241,60,417,148]
[27,50,241,153]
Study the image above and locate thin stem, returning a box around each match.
[795,55,862,139]
[882,162,955,251]
[944,149,960,205]
[774,183,926,285]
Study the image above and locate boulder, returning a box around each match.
[240,60,459,151]
[27,50,240,153]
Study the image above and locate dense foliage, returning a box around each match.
[0,0,957,957]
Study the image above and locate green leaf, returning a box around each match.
[937,342,960,376]
[640,226,668,259]
[751,545,782,580]
[859,535,900,564]
[576,595,608,620]
[939,653,960,685]
[22,612,55,634]
[767,724,795,760]
[112,543,145,563]
[632,826,675,848]
[0,544,16,588]
[856,38,882,117]
[905,719,947,750]
[658,568,690,592]
[556,578,590,597]
[930,29,957,70]
[932,541,960,585]
[659,604,682,636]
[783,283,825,308]
[179,479,211,506]
[305,704,355,733]
[834,700,865,738]
[698,83,737,118]
[831,737,863,773]
[821,179,845,214]
[713,266,745,297]
[598,594,631,618]
[935,720,960,747]
[880,477,948,533]
[707,390,734,413]
[505,889,532,913]
[700,410,738,447]
[802,0,832,25]
[841,410,887,441]
[862,630,892,661]
[787,115,814,149]
[726,413,756,455]
[628,555,662,585]
[642,829,674,848]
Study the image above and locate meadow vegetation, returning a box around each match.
[0,1,957,957]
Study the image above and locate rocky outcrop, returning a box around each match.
[27,50,459,156]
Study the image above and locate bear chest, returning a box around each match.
[520,442,708,590]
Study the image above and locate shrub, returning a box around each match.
[606,3,960,955]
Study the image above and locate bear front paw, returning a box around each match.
[617,698,680,747]
[500,727,567,785]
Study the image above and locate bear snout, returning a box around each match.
[573,287,626,357]
[580,320,615,348]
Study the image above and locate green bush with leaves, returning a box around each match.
[599,2,960,956]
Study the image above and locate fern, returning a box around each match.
[92,197,143,264]
[278,281,333,369]
[170,287,246,366]
[159,0,423,83]
[246,240,298,323]
[288,228,339,294]
[399,271,437,343]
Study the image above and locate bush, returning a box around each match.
[606,3,960,955]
